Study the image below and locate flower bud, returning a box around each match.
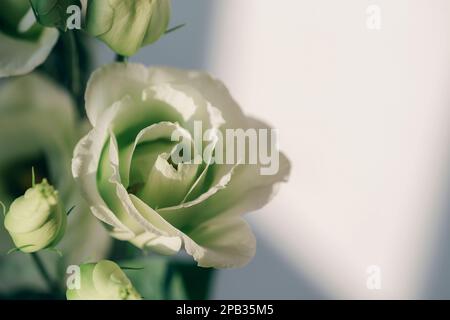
[85,0,171,56]
[66,260,142,300]
[4,179,67,253]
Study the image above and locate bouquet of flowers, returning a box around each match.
[0,0,290,300]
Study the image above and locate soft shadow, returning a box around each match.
[422,168,450,299]
[213,226,327,299]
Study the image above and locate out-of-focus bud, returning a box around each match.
[30,0,81,31]
[4,179,67,253]
[85,0,171,56]
[0,0,39,39]
[66,260,142,300]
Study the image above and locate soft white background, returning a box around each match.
[98,0,450,299]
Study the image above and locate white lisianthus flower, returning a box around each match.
[0,74,111,292]
[66,260,142,300]
[0,0,59,78]
[85,0,171,56]
[72,63,291,268]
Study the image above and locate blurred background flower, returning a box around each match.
[0,0,59,77]
[0,74,110,295]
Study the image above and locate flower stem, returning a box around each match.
[62,31,81,98]
[115,54,128,63]
[31,253,60,294]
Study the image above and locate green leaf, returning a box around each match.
[47,247,63,257]
[119,266,145,271]
[66,205,76,216]
[165,23,186,35]
[30,0,81,31]
[0,201,6,217]
[7,244,35,254]
[31,166,35,187]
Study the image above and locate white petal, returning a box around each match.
[108,133,172,236]
[158,117,291,229]
[72,120,135,239]
[85,63,245,129]
[18,8,37,33]
[159,164,237,212]
[119,121,192,187]
[143,83,224,132]
[0,28,58,78]
[182,216,256,268]
[137,153,200,208]
[130,232,181,256]
[105,133,182,255]
[147,66,247,128]
[85,63,151,126]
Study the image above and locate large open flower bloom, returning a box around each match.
[73,63,290,268]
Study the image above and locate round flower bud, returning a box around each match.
[85,0,171,56]
[66,260,142,300]
[4,179,67,253]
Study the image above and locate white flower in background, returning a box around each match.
[0,0,59,78]
[0,74,110,292]
[66,260,141,300]
[85,0,171,56]
[72,63,291,268]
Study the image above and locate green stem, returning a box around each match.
[115,54,128,63]
[31,253,60,294]
[63,31,81,97]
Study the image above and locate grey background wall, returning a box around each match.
[94,0,450,299]
[93,0,321,299]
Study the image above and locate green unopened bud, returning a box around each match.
[30,0,81,31]
[4,179,66,253]
[66,260,142,300]
[85,0,171,56]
